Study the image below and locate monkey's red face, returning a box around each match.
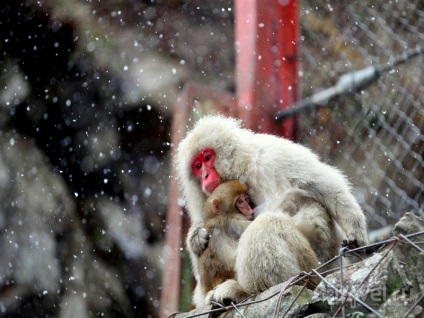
[191,148,221,195]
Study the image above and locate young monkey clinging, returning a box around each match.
[198,180,254,294]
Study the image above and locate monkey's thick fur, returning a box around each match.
[205,212,319,304]
[176,115,368,307]
[199,180,252,294]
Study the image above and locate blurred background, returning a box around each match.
[0,0,422,317]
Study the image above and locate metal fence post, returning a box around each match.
[236,0,300,139]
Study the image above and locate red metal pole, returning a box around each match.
[235,0,300,139]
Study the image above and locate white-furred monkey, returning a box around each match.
[176,115,368,306]
[198,180,253,295]
[278,188,346,267]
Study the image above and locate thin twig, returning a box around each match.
[356,241,397,292]
[231,302,246,318]
[333,240,398,317]
[210,301,226,309]
[183,306,228,318]
[398,234,424,253]
[339,247,349,318]
[312,269,383,318]
[282,281,308,318]
[273,275,298,318]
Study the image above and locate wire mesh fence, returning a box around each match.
[298,1,424,230]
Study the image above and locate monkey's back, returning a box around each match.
[235,212,319,294]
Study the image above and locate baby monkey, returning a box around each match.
[198,180,254,294]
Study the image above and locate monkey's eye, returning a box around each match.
[204,153,211,161]
[237,195,248,206]
[194,162,201,170]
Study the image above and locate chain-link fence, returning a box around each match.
[297,1,424,230]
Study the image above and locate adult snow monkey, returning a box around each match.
[175,115,368,307]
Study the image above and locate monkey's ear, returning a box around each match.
[212,198,221,214]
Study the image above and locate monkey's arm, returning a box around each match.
[187,223,209,256]
[188,220,248,257]
[186,223,209,308]
[303,178,368,247]
[255,142,367,247]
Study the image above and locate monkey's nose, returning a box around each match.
[202,168,208,179]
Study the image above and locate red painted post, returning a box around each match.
[235,0,300,139]
[159,91,189,318]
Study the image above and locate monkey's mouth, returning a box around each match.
[205,181,220,194]
[243,207,257,220]
[249,207,258,220]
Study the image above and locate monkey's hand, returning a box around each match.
[342,239,359,250]
[187,224,209,256]
[344,230,369,249]
[205,279,248,306]
[279,200,298,216]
